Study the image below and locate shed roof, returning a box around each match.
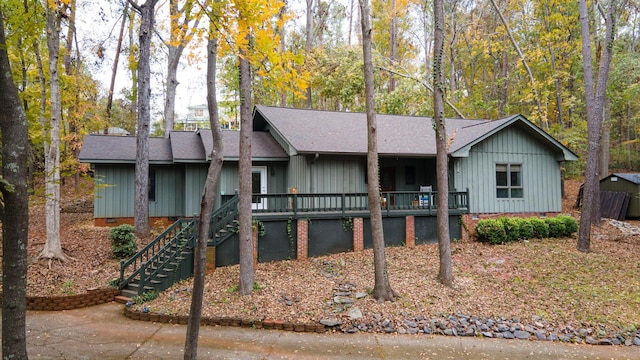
[607,173,640,184]
[253,105,577,161]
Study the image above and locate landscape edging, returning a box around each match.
[24,288,120,311]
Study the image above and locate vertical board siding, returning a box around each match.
[455,126,562,214]
[185,164,209,216]
[288,155,308,192]
[311,156,366,193]
[148,166,185,217]
[94,165,135,217]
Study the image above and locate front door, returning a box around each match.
[252,166,268,210]
[380,167,396,205]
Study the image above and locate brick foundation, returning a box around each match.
[353,218,364,252]
[297,219,308,260]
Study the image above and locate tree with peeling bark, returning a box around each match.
[577,0,617,253]
[184,9,224,358]
[40,0,69,262]
[0,6,30,358]
[359,0,397,303]
[129,0,160,237]
[432,0,453,287]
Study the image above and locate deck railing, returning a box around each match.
[250,190,468,218]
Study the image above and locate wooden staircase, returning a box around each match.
[118,195,240,299]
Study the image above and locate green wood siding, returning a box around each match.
[311,156,367,193]
[453,126,562,214]
[94,165,185,218]
[93,165,135,218]
[288,155,308,192]
[148,165,185,217]
[184,164,209,216]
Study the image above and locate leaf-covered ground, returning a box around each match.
[3,178,639,335]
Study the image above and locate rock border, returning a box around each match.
[21,289,121,311]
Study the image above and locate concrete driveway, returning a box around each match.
[16,302,640,359]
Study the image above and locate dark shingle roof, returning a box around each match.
[254,106,526,157]
[80,129,288,164]
[79,135,173,163]
[199,130,288,160]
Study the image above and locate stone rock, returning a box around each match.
[548,334,559,342]
[334,291,351,297]
[320,317,342,327]
[403,320,418,328]
[481,332,493,338]
[381,319,390,327]
[497,324,510,332]
[444,328,457,336]
[407,327,419,335]
[634,337,640,346]
[355,292,368,299]
[534,330,547,340]
[398,327,407,334]
[585,337,597,345]
[334,296,355,304]
[514,330,530,340]
[524,325,535,333]
[383,326,395,333]
[503,331,515,339]
[480,324,489,332]
[348,307,362,320]
[578,328,592,337]
[610,338,621,345]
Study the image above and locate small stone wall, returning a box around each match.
[123,307,326,333]
[26,288,120,311]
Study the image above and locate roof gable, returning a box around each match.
[604,173,640,185]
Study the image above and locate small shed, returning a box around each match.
[600,173,640,218]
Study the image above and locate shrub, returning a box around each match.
[475,219,507,244]
[545,217,566,238]
[515,217,534,239]
[557,215,578,236]
[109,224,138,259]
[529,217,549,238]
[498,217,520,242]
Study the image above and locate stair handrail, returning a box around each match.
[208,194,239,243]
[119,218,195,289]
[137,220,197,294]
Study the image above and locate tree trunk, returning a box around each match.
[107,2,129,120]
[164,0,200,137]
[389,0,397,92]
[238,47,254,296]
[0,9,30,358]
[433,0,453,287]
[305,0,314,108]
[132,0,159,237]
[359,0,397,303]
[41,1,66,262]
[577,0,616,252]
[184,30,223,360]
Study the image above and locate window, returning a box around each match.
[496,164,522,198]
[148,168,156,202]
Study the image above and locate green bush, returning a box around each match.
[557,215,578,236]
[475,219,507,244]
[515,217,534,239]
[545,217,566,238]
[498,217,521,242]
[529,217,549,238]
[108,224,138,259]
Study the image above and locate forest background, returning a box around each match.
[1,0,639,184]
